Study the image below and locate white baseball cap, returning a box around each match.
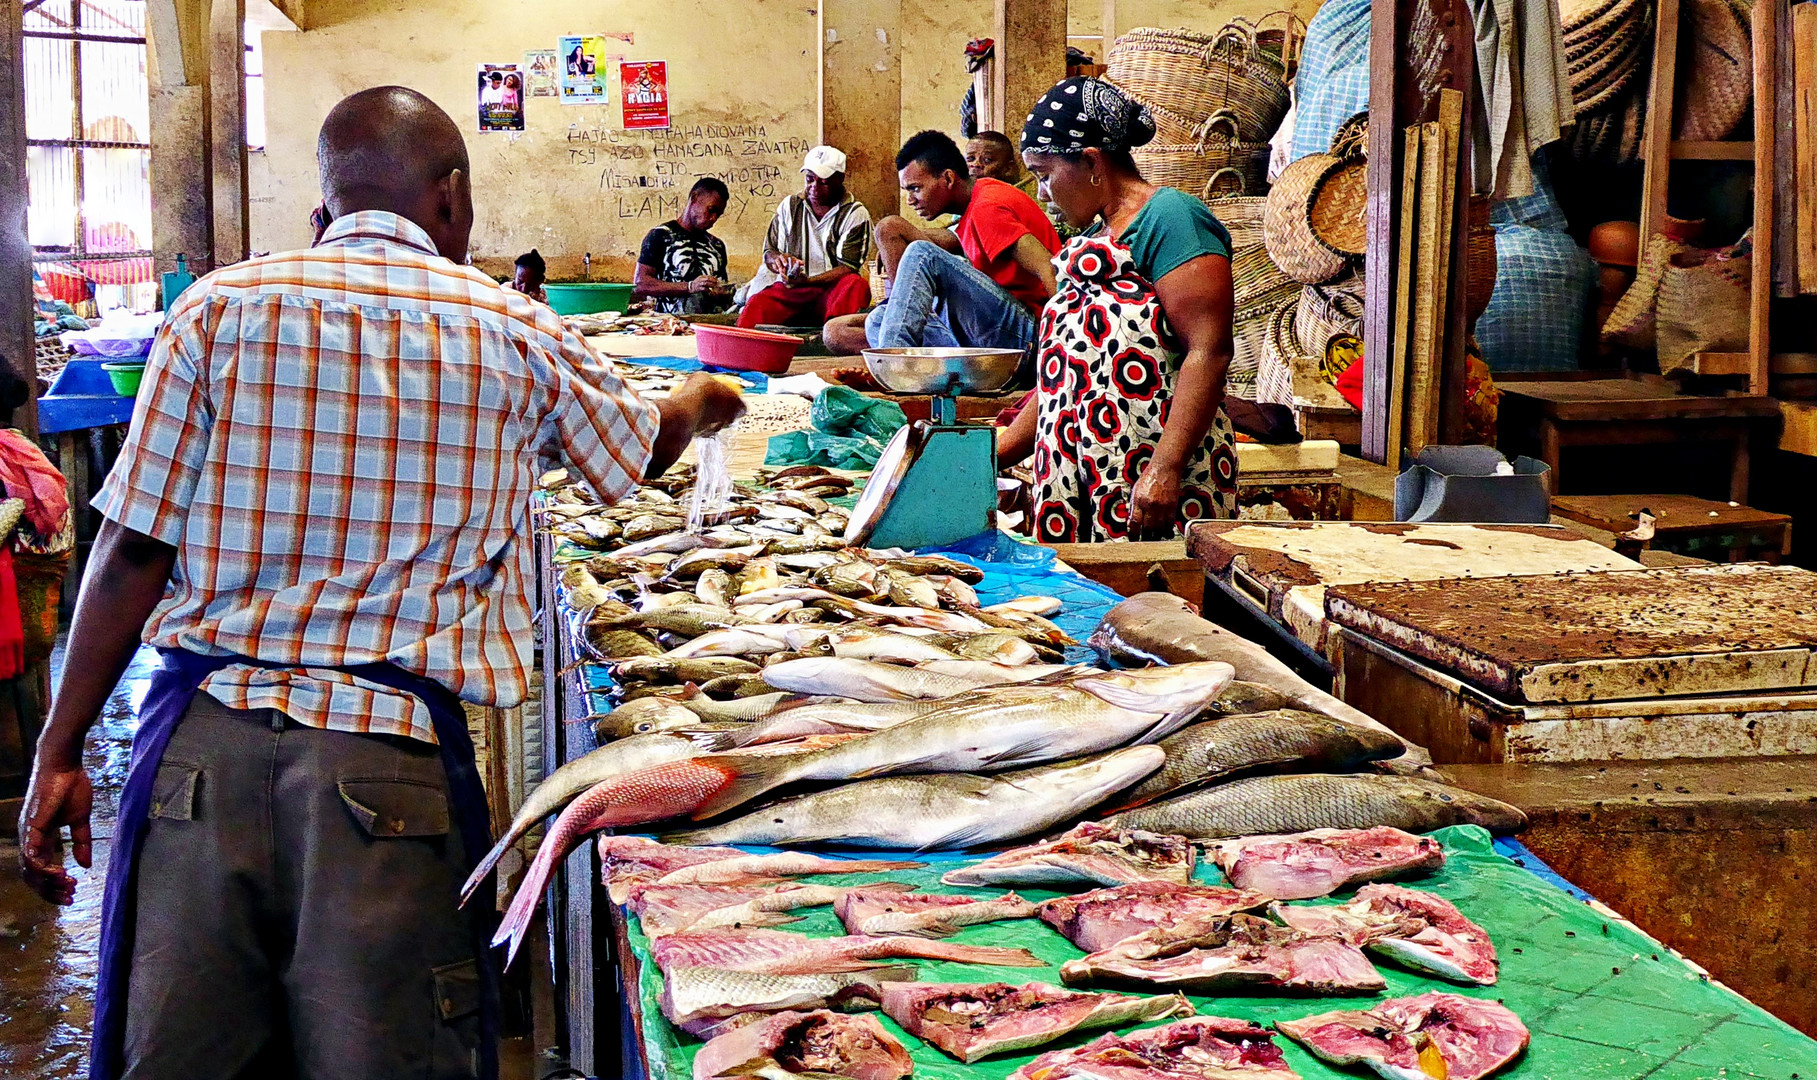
[802,146,848,179]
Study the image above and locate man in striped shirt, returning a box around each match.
[17,86,742,1079]
[734,145,874,329]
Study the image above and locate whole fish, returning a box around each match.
[611,656,761,686]
[1206,680,1295,717]
[460,732,722,905]
[696,568,733,607]
[648,927,1043,977]
[885,554,984,583]
[691,662,1235,818]
[586,626,664,659]
[698,674,778,699]
[924,574,979,609]
[985,596,1063,617]
[881,982,1193,1065]
[677,690,819,722]
[600,603,754,638]
[593,697,707,740]
[662,967,918,1039]
[828,631,959,664]
[918,660,1079,685]
[1113,709,1407,809]
[761,656,998,702]
[629,881,913,937]
[938,632,1040,666]
[1103,773,1529,839]
[1089,593,1428,769]
[723,699,949,746]
[655,851,924,887]
[492,757,748,966]
[667,626,830,659]
[669,747,1164,851]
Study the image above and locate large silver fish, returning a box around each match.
[689,663,1231,819]
[761,656,1004,702]
[1103,773,1528,839]
[670,747,1165,850]
[1089,593,1430,770]
[1112,709,1407,809]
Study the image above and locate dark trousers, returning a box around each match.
[122,693,483,1079]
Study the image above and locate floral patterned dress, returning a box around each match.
[1031,233,1238,543]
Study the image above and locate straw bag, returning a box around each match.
[1133,113,1271,201]
[1201,19,1295,141]
[1655,235,1752,373]
[1210,192,1268,248]
[1256,299,1312,407]
[1107,20,1293,145]
[1602,234,1687,348]
[1263,148,1364,283]
[1294,272,1366,357]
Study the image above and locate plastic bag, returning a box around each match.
[765,387,908,470]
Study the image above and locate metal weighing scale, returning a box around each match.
[842,347,1022,550]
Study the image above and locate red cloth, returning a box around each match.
[0,548,23,680]
[0,430,69,539]
[1334,355,1365,410]
[955,177,1061,310]
[737,273,871,329]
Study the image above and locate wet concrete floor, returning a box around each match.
[0,643,151,1080]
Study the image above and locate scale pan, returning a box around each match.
[861,347,1023,395]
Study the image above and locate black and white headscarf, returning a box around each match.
[1020,77,1157,155]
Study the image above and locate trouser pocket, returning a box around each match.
[148,760,201,821]
[432,958,483,1079]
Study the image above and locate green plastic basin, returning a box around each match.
[101,361,147,397]
[543,282,634,316]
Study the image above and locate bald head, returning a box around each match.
[317,86,473,261]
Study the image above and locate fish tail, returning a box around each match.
[895,941,1045,967]
[491,824,569,968]
[459,831,518,908]
[686,754,802,820]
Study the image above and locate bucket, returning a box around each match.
[102,361,146,397]
[543,282,635,316]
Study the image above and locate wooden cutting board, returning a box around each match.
[1326,563,1817,703]
[1188,521,1639,652]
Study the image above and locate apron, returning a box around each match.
[1032,234,1239,543]
[90,649,501,1080]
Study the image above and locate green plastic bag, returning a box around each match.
[765,387,907,470]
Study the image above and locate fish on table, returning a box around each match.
[626,881,916,938]
[647,927,1043,977]
[662,967,916,1040]
[940,821,1197,889]
[1036,879,1273,953]
[1111,708,1407,810]
[1271,883,1499,985]
[1009,1016,1301,1080]
[667,747,1165,851]
[1058,911,1386,995]
[1102,773,1528,840]
[879,981,1193,1063]
[1208,826,1448,901]
[690,1009,915,1080]
[833,888,1038,938]
[1276,992,1530,1080]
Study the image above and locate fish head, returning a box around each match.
[1072,662,1236,721]
[1404,779,1529,832]
[595,698,699,739]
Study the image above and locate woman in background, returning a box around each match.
[996,77,1239,542]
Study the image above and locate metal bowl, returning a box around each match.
[861,347,1024,395]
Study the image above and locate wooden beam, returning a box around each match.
[209,0,248,266]
[992,0,1067,152]
[1360,0,1399,461]
[1100,0,1117,63]
[1640,0,1682,243]
[1,0,38,433]
[1669,140,1755,161]
[1749,0,1778,395]
[1781,400,1817,457]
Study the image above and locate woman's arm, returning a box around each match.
[1130,252,1235,537]
[995,395,1041,467]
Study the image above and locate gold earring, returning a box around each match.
[1090,174,1101,186]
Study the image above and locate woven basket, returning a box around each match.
[1265,152,1356,283]
[1132,112,1271,200]
[1256,299,1308,407]
[1676,0,1752,141]
[1294,272,1366,358]
[1465,196,1498,321]
[1603,234,1688,348]
[1202,19,1294,141]
[1656,238,1752,373]
[1210,193,1268,247]
[1108,27,1231,136]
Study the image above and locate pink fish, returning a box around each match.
[1209,826,1444,901]
[649,926,1043,976]
[881,981,1192,1063]
[834,888,1037,938]
[1037,879,1272,953]
[691,1010,913,1080]
[1271,884,1498,984]
[1059,912,1384,995]
[1010,1015,1300,1080]
[1277,992,1528,1080]
[940,822,1197,889]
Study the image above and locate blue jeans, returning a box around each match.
[867,241,1040,356]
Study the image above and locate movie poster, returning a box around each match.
[523,49,560,98]
[620,60,670,130]
[558,35,612,105]
[476,63,524,132]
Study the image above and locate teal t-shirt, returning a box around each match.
[1100,186,1233,283]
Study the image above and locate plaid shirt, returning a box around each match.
[96,211,660,744]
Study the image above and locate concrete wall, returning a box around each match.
[1071,0,1326,44]
[251,0,819,280]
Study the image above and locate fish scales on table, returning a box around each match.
[879,982,1194,1064]
[1103,773,1528,840]
[1036,880,1273,953]
[690,1009,915,1080]
[1210,826,1448,901]
[834,888,1038,938]
[940,822,1198,888]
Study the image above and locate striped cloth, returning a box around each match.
[1289,0,1373,163]
[95,211,660,744]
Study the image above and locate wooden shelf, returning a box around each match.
[1689,352,1817,377]
[1669,140,1757,161]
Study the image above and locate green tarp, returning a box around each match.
[622,826,1817,1080]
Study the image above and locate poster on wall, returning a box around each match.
[620,60,670,130]
[523,49,560,98]
[558,35,613,105]
[476,63,524,132]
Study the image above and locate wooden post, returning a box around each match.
[1639,0,1682,244]
[993,0,1067,146]
[1749,0,1778,395]
[1101,0,1118,64]
[1,0,38,435]
[209,0,249,266]
[149,0,214,277]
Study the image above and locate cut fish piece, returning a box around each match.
[1059,912,1385,995]
[835,888,1038,938]
[1272,884,1497,984]
[649,927,1043,977]
[661,966,914,1039]
[1009,1015,1301,1080]
[880,981,1192,1063]
[1278,993,1529,1080]
[1037,880,1272,953]
[1209,826,1445,901]
[598,836,925,904]
[628,881,914,938]
[941,822,1196,888]
[692,1010,914,1080]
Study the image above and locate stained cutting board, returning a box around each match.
[1188,521,1640,652]
[1326,563,1817,703]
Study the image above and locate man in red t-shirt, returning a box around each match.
[845,130,1059,379]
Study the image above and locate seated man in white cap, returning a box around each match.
[735,145,874,329]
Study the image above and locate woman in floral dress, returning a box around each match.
[996,77,1239,542]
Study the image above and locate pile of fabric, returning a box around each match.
[1476,153,1599,372]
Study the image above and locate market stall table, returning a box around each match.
[1551,492,1793,563]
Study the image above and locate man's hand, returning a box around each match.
[646,373,749,477]
[18,750,93,906]
[688,276,723,295]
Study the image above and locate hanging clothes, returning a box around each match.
[1471,0,1576,200]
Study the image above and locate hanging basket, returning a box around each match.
[1264,148,1362,284]
[1107,20,1292,146]
[1676,0,1753,141]
[1201,19,1294,141]
[1294,271,1367,358]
